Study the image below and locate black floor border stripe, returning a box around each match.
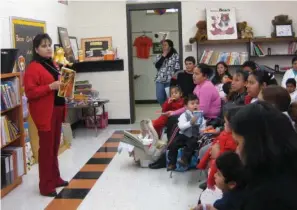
[51,132,124,201]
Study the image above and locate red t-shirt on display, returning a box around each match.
[133,36,153,59]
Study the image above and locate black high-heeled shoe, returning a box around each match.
[41,191,57,197]
[56,181,69,188]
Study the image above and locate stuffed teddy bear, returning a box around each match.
[271,15,295,37]
[189,20,207,44]
[237,21,247,39]
[242,25,254,39]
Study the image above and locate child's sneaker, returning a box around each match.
[167,164,176,171]
[177,157,189,168]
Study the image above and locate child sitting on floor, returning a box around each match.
[197,106,240,189]
[167,94,206,171]
[194,152,246,210]
[227,69,248,105]
[140,86,184,139]
[286,78,297,103]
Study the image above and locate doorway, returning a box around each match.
[126,2,183,124]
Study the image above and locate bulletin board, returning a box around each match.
[11,17,46,72]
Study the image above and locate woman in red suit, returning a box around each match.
[24,33,68,197]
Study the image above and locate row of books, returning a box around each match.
[1,77,21,111]
[288,42,297,55]
[251,42,297,56]
[1,116,20,147]
[199,50,248,66]
[251,43,265,56]
[1,147,25,189]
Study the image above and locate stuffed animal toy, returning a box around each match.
[236,21,254,39]
[189,20,207,44]
[271,15,295,37]
[54,47,72,66]
[237,21,247,39]
[242,25,254,39]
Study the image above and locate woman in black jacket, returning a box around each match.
[230,101,297,210]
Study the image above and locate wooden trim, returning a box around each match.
[108,119,130,124]
[135,100,158,104]
[126,2,183,124]
[0,72,20,79]
[251,37,297,43]
[0,176,22,198]
[198,39,250,45]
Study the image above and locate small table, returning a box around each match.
[67,99,109,137]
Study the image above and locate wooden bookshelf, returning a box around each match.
[196,37,297,67]
[251,37,297,43]
[1,72,26,198]
[198,39,250,45]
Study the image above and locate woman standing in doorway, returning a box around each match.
[24,33,68,197]
[154,39,180,106]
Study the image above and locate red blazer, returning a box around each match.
[197,131,237,187]
[24,61,65,131]
[162,98,184,112]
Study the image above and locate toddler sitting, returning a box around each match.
[140,86,184,139]
[167,94,206,171]
[197,106,240,189]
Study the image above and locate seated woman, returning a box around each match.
[169,64,221,121]
[211,62,232,99]
[281,56,297,88]
[245,70,277,104]
[231,101,297,210]
[149,64,221,169]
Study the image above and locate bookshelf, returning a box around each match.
[1,72,26,198]
[197,37,297,72]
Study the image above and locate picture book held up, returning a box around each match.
[58,67,76,98]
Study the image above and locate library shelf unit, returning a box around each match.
[0,72,26,198]
[196,37,297,68]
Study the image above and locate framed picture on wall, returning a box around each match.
[69,36,79,61]
[206,8,238,40]
[275,24,293,37]
[57,27,75,62]
[81,37,112,61]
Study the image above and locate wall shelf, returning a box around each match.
[196,37,297,67]
[198,39,250,45]
[73,59,124,73]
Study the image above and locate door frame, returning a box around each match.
[126,2,183,124]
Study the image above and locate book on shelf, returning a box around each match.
[288,42,297,55]
[1,116,20,146]
[1,147,24,189]
[0,77,21,111]
[250,42,265,56]
[24,122,35,170]
[199,50,248,66]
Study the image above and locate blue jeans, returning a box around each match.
[156,82,170,106]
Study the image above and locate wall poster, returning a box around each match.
[206,8,238,40]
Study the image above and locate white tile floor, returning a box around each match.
[1,105,203,210]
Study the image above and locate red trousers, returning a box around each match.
[153,115,168,138]
[38,106,65,194]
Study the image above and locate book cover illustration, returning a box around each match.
[206,8,238,40]
[24,122,35,170]
[58,67,76,98]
